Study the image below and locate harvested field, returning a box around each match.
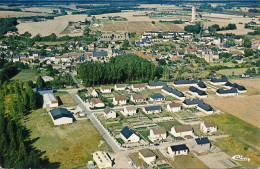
[205,95,260,128]
[217,68,250,76]
[0,11,45,18]
[92,21,183,33]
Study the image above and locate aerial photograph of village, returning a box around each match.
[0,0,259,168]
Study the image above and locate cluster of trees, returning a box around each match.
[208,23,237,33]
[36,74,76,89]
[77,54,163,86]
[159,20,184,24]
[0,62,19,85]
[248,9,259,13]
[120,40,130,50]
[184,22,202,34]
[0,18,18,38]
[248,27,260,36]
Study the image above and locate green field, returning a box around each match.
[55,91,77,107]
[157,120,182,131]
[216,68,255,76]
[172,153,208,169]
[11,69,42,82]
[24,109,112,168]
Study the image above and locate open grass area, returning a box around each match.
[11,69,42,82]
[216,68,252,76]
[24,109,113,168]
[129,152,148,169]
[172,153,208,169]
[54,91,77,107]
[157,120,182,131]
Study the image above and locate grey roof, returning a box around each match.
[211,78,228,83]
[50,108,72,120]
[121,126,135,139]
[144,106,161,111]
[170,144,188,151]
[225,82,246,91]
[174,79,198,85]
[197,81,207,88]
[148,81,167,87]
[93,51,108,57]
[217,88,238,94]
[183,98,204,105]
[150,93,165,99]
[104,107,112,114]
[162,86,185,97]
[189,86,207,96]
[195,137,211,145]
[198,103,213,111]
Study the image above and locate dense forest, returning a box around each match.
[77,54,163,86]
[0,18,18,38]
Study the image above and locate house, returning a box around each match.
[182,98,203,108]
[131,84,146,91]
[87,88,98,98]
[139,149,157,164]
[197,81,207,91]
[167,103,181,113]
[200,122,218,134]
[123,106,137,116]
[43,93,58,109]
[90,98,105,108]
[170,125,193,138]
[149,127,167,142]
[210,78,228,85]
[148,81,167,89]
[224,82,247,93]
[189,86,208,98]
[191,137,211,153]
[93,51,108,58]
[135,38,152,47]
[49,108,74,125]
[143,106,161,114]
[173,79,198,87]
[216,88,238,96]
[130,94,146,103]
[42,76,54,82]
[197,103,214,114]
[162,86,185,100]
[113,95,127,105]
[36,87,53,95]
[168,144,189,157]
[120,126,140,143]
[93,151,112,168]
[114,84,126,91]
[242,73,250,78]
[150,93,166,101]
[100,86,112,93]
[103,107,116,119]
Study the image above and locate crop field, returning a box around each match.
[0,11,45,18]
[24,109,112,168]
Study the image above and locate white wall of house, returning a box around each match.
[113,98,127,105]
[216,92,238,97]
[168,147,188,157]
[114,85,126,91]
[92,102,105,108]
[120,133,140,143]
[149,130,167,142]
[123,108,137,116]
[167,105,181,113]
[143,108,161,114]
[200,123,217,133]
[49,113,73,125]
[90,90,99,97]
[104,111,116,119]
[139,153,156,164]
[150,97,165,102]
[170,127,193,137]
[161,89,185,101]
[197,107,214,114]
[100,88,112,93]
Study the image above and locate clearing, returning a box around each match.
[55,91,77,107]
[24,109,112,168]
[11,69,42,82]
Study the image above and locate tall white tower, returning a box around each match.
[191,6,196,22]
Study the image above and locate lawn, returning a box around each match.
[173,153,208,169]
[24,109,112,168]
[11,69,43,82]
[216,68,251,76]
[129,152,148,169]
[54,91,77,107]
[157,120,182,131]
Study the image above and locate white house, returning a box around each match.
[150,93,166,102]
[120,126,140,143]
[103,107,116,119]
[149,127,167,142]
[43,93,59,109]
[114,84,126,91]
[87,88,98,98]
[143,106,161,114]
[123,106,137,116]
[113,95,127,105]
[168,144,189,157]
[200,122,217,134]
[49,108,74,125]
[100,86,112,93]
[131,84,146,91]
[90,98,105,108]
[130,94,146,103]
[170,125,193,138]
[147,81,167,89]
[167,103,181,113]
[139,149,157,164]
[216,88,238,97]
[42,76,54,82]
[93,151,112,168]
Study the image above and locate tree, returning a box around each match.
[158,33,163,38]
[242,36,252,48]
[36,76,44,88]
[152,21,155,24]
[244,48,254,57]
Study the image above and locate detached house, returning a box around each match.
[224,82,247,93]
[130,94,147,103]
[114,84,126,91]
[103,107,116,119]
[173,79,198,87]
[210,78,228,85]
[87,88,98,97]
[113,96,127,105]
[216,88,238,97]
[139,149,157,164]
[149,127,167,142]
[200,122,218,134]
[162,86,185,100]
[43,93,58,109]
[197,102,214,114]
[143,106,161,114]
[167,103,181,113]
[90,98,105,108]
[123,106,137,116]
[197,81,207,91]
[191,137,211,153]
[170,125,193,138]
[147,81,167,89]
[100,86,112,93]
[49,108,74,125]
[150,93,166,101]
[189,86,208,98]
[168,144,189,157]
[120,126,140,143]
[131,84,146,91]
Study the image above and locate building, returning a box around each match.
[242,73,250,78]
[90,98,105,108]
[123,106,137,116]
[149,127,167,142]
[100,86,112,93]
[114,84,126,91]
[191,6,196,22]
[103,107,116,119]
[224,82,247,93]
[200,122,218,134]
[36,87,53,95]
[143,106,161,114]
[168,144,189,157]
[150,93,166,102]
[130,94,147,103]
[197,81,207,91]
[189,86,208,98]
[162,86,185,100]
[170,125,193,138]
[167,103,181,113]
[93,151,112,168]
[173,79,198,87]
[113,95,127,105]
[216,88,238,97]
[120,126,140,143]
[131,84,146,91]
[139,149,157,164]
[191,137,211,153]
[87,88,98,97]
[43,93,58,109]
[147,81,167,89]
[197,103,214,114]
[49,108,74,125]
[182,98,203,108]
[42,76,54,82]
[210,78,228,85]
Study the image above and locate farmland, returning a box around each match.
[0,11,46,18]
[230,78,260,95]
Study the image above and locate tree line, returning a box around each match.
[77,54,163,86]
[0,18,18,38]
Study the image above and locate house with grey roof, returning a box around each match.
[49,108,74,125]
[191,137,211,153]
[210,78,228,85]
[162,86,185,100]
[147,81,167,89]
[200,122,217,134]
[197,81,207,91]
[143,106,161,114]
[103,107,116,119]
[139,149,157,164]
[167,103,181,113]
[216,88,238,97]
[150,93,166,102]
[149,127,167,142]
[120,126,140,143]
[189,86,208,98]
[173,79,198,87]
[168,144,189,157]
